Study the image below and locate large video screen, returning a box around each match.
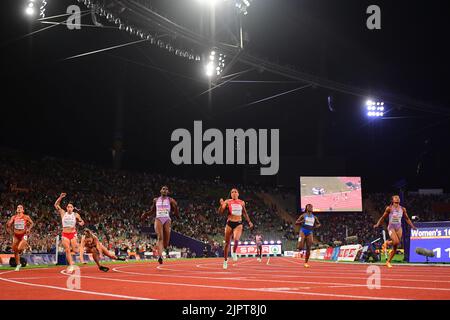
[300,177,362,212]
[409,221,450,263]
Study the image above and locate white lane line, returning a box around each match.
[114,264,450,292]
[95,267,405,300]
[0,273,152,300]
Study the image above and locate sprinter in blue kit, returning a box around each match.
[295,204,321,268]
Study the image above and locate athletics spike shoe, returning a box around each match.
[386,262,393,268]
[232,252,238,262]
[223,260,228,270]
[158,256,163,264]
[14,264,21,272]
[257,258,261,262]
[99,266,110,272]
[304,263,310,268]
[66,265,74,273]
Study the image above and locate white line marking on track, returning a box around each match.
[0,272,152,300]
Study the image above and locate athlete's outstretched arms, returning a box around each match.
[374,207,390,228]
[242,202,254,229]
[54,193,66,215]
[141,198,157,221]
[402,208,417,230]
[218,198,228,214]
[170,198,180,218]
[295,214,305,226]
[314,216,321,229]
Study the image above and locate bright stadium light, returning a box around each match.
[244,241,248,245]
[269,240,274,244]
[263,241,268,244]
[276,240,282,244]
[366,99,385,118]
[204,49,226,77]
[25,1,36,16]
[250,241,255,244]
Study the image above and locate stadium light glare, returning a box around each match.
[276,240,282,244]
[269,240,275,244]
[366,99,385,118]
[263,241,268,244]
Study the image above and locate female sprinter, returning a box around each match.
[141,186,179,265]
[54,193,85,273]
[6,205,34,271]
[374,195,417,268]
[79,229,125,272]
[218,188,254,270]
[295,204,321,268]
[255,233,263,262]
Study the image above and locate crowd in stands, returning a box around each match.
[1,149,449,255]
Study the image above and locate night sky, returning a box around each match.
[1,0,449,192]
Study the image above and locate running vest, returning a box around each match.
[302,213,315,230]
[228,199,243,217]
[389,205,403,225]
[156,197,171,218]
[14,216,26,231]
[62,212,77,228]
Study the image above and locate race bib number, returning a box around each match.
[14,220,25,230]
[304,216,315,226]
[157,209,169,217]
[230,204,242,216]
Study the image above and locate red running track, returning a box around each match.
[1,258,450,300]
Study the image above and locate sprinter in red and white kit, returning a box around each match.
[6,205,34,271]
[54,193,84,273]
[218,188,254,270]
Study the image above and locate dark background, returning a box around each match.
[1,0,449,191]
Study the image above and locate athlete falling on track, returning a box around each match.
[6,205,34,271]
[141,185,179,265]
[374,195,417,268]
[295,204,321,268]
[54,193,85,273]
[79,229,126,272]
[218,188,254,270]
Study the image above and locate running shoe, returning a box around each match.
[158,256,163,264]
[66,265,74,273]
[386,261,393,268]
[257,258,261,262]
[223,260,228,269]
[116,257,126,261]
[14,264,21,272]
[304,263,310,268]
[232,252,238,262]
[99,266,110,272]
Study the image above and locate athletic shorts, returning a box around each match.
[14,233,27,242]
[388,224,402,236]
[156,217,171,225]
[62,232,77,240]
[227,220,243,230]
[300,228,313,237]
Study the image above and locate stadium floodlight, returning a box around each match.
[244,241,249,245]
[250,241,255,244]
[238,241,242,245]
[205,49,226,77]
[276,240,282,244]
[366,99,385,117]
[269,240,275,244]
[263,241,268,244]
[25,0,36,16]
